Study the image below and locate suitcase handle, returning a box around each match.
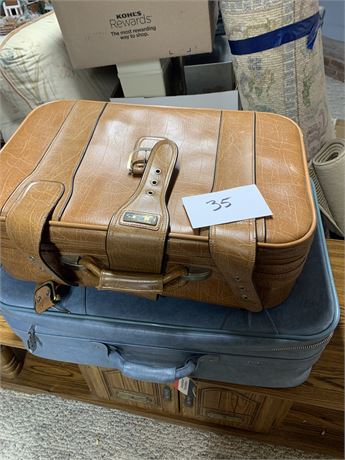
[106,346,197,383]
[79,257,188,295]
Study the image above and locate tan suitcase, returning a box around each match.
[0,101,316,312]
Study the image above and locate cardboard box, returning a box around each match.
[183,35,235,95]
[52,0,218,69]
[117,59,173,97]
[110,90,240,110]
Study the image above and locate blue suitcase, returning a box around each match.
[0,205,339,388]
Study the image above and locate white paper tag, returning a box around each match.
[182,184,272,229]
[178,377,190,396]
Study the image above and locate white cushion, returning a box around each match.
[0,12,118,141]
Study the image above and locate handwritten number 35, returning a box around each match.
[206,197,232,211]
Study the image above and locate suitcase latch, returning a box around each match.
[127,147,152,175]
[127,137,169,175]
[34,281,61,314]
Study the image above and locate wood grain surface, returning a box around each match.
[0,345,23,378]
[0,316,24,349]
[1,353,342,458]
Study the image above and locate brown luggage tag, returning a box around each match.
[34,281,61,314]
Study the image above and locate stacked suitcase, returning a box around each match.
[0,191,339,387]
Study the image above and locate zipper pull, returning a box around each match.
[27,325,39,352]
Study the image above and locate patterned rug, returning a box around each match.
[220,0,335,160]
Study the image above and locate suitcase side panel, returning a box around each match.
[0,316,324,388]
[255,112,317,245]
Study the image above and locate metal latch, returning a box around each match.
[127,147,152,175]
[181,267,212,282]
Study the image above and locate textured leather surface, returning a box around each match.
[78,256,187,298]
[255,112,315,244]
[97,267,187,295]
[6,181,65,284]
[0,100,75,209]
[34,282,60,314]
[106,140,178,274]
[1,100,106,218]
[34,285,56,314]
[209,112,262,311]
[59,103,221,232]
[0,100,317,310]
[98,269,164,295]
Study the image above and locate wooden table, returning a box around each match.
[1,240,344,458]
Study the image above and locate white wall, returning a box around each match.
[320,0,345,41]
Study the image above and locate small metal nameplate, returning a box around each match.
[123,211,158,226]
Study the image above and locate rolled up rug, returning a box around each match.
[309,139,345,236]
[220,0,335,159]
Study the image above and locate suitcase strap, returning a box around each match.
[3,101,108,307]
[106,139,178,279]
[209,112,263,311]
[6,181,67,286]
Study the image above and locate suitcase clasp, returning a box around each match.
[127,147,152,175]
[181,267,212,282]
[34,281,61,314]
[127,137,169,175]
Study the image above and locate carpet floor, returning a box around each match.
[0,388,330,460]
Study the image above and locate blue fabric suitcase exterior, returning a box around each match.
[0,206,339,388]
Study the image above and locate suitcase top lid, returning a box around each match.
[0,100,316,247]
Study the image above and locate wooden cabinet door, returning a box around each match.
[180,382,291,433]
[80,366,178,415]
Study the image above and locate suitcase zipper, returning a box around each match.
[27,325,42,353]
[271,334,333,352]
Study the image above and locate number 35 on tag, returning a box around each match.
[182,184,272,229]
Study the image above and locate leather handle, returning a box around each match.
[79,257,188,295]
[94,343,198,383]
